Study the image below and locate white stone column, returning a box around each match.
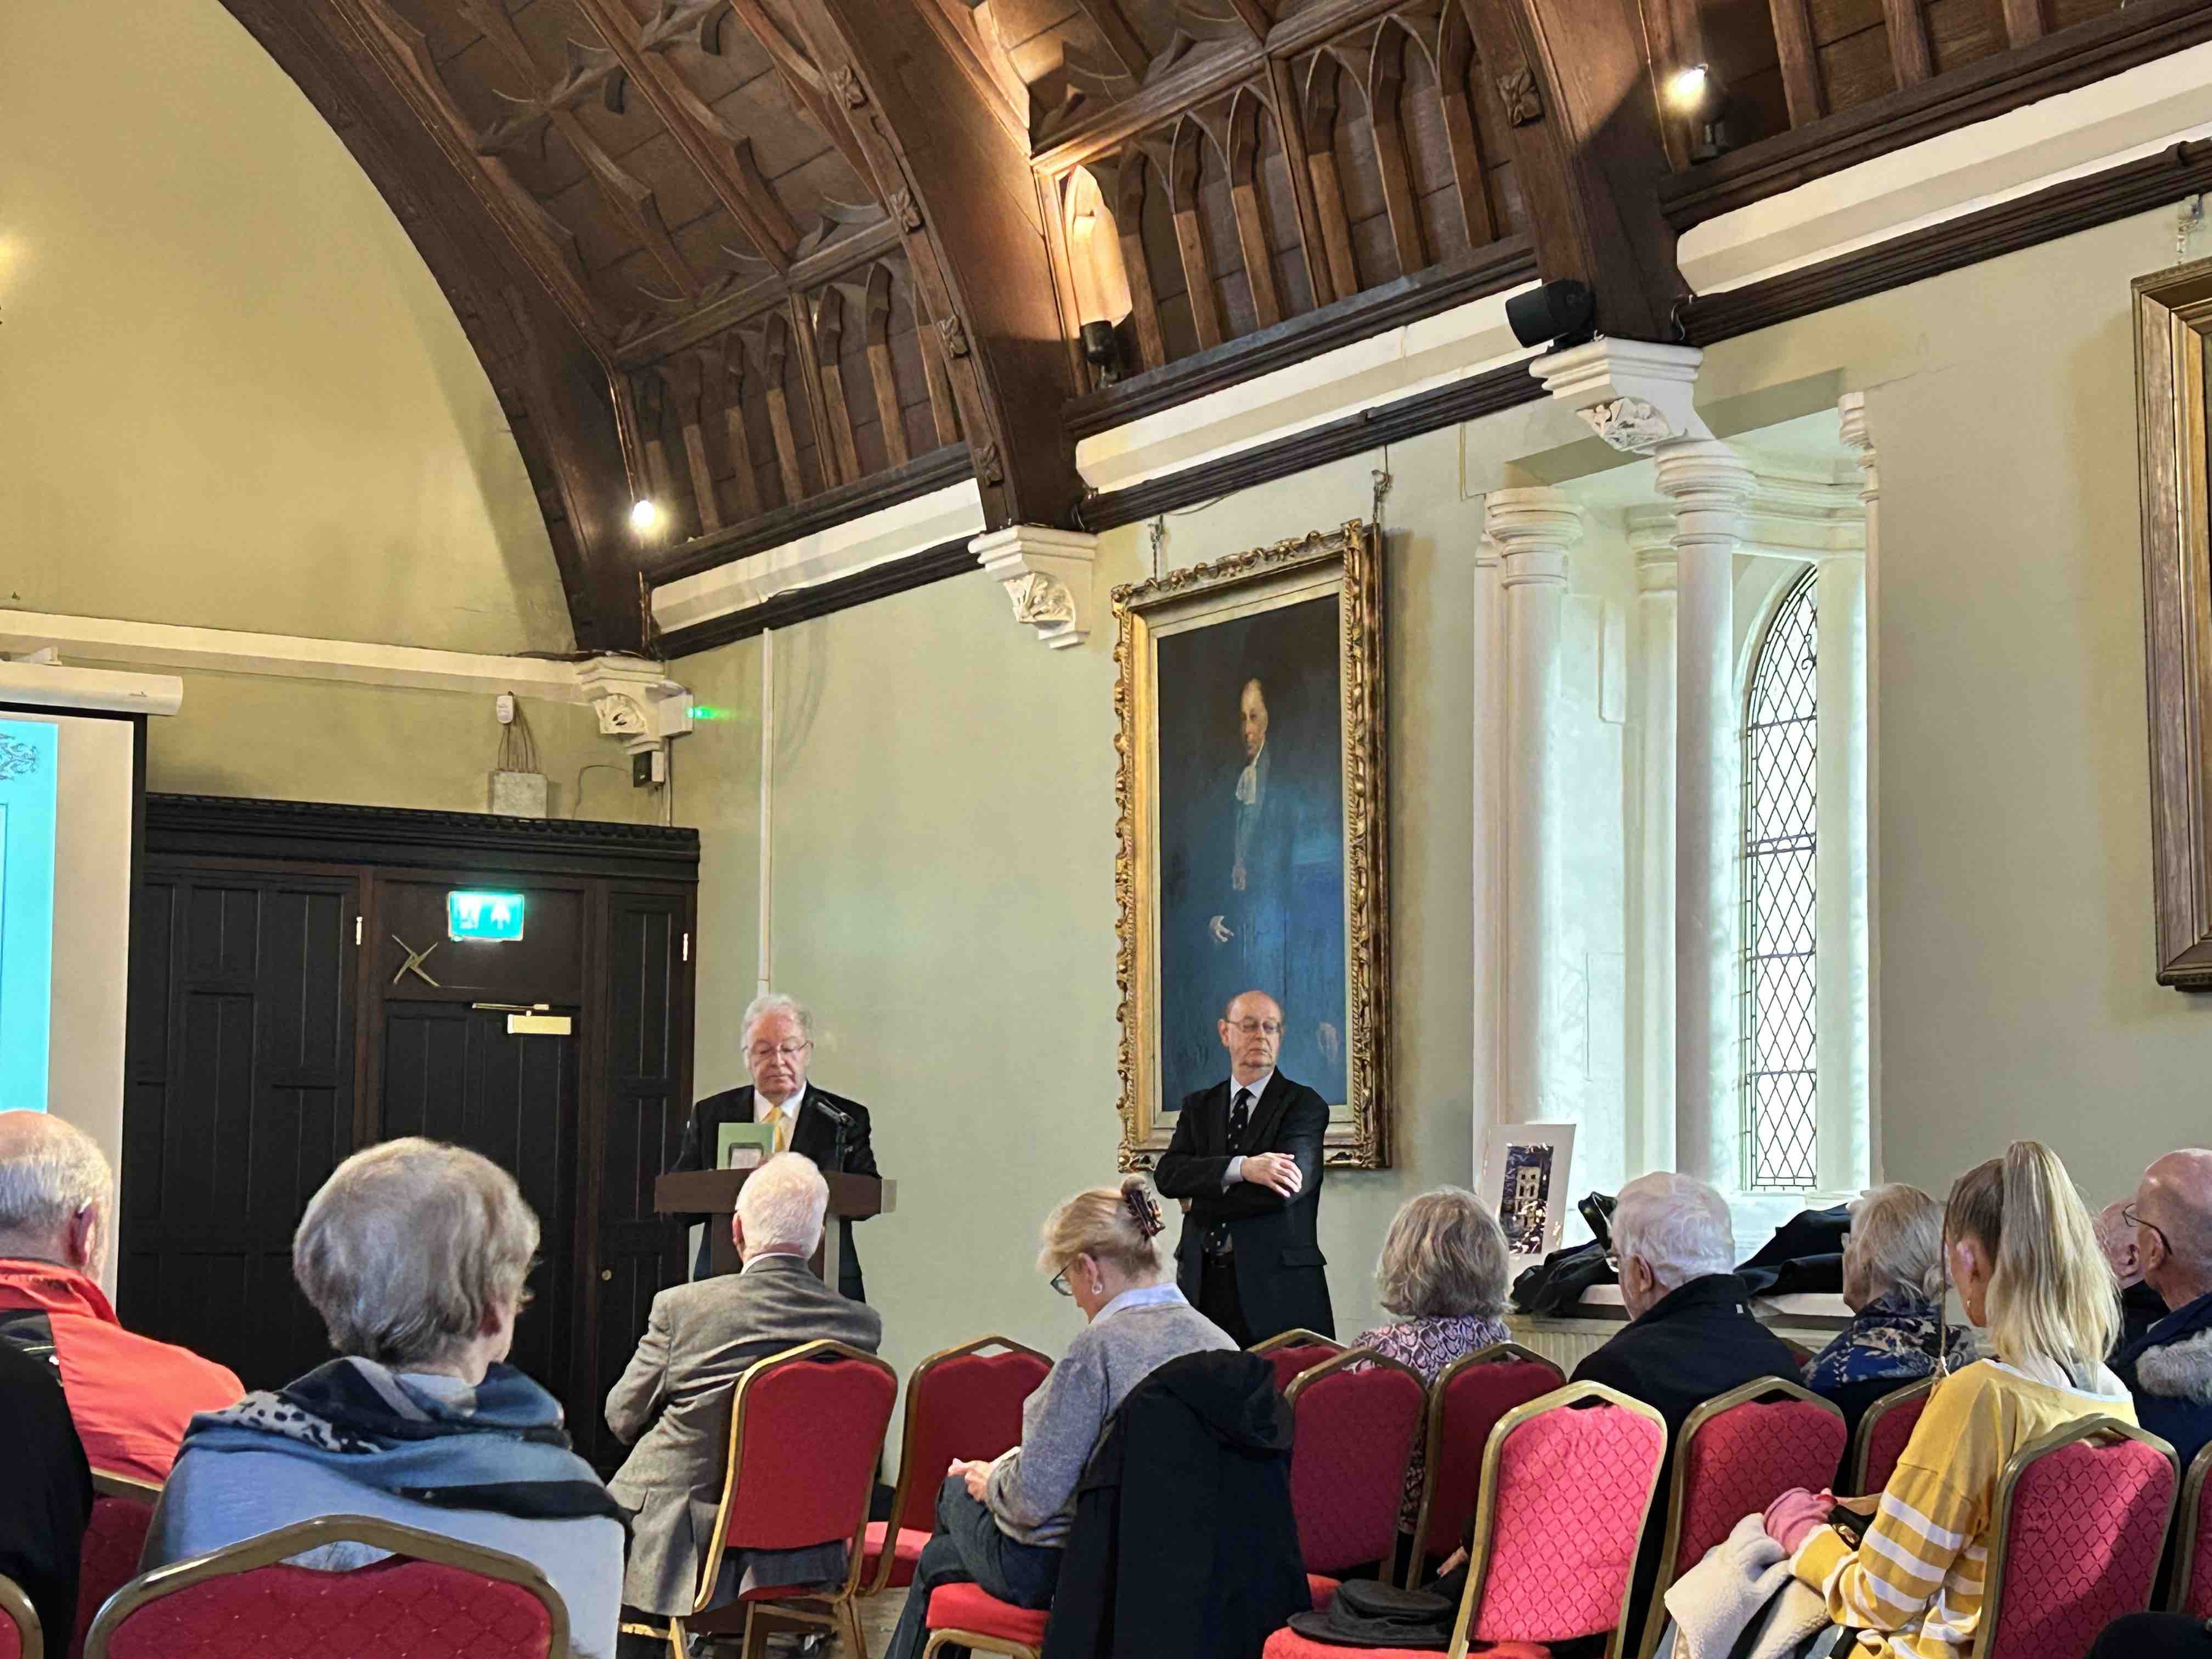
[1654,439,1754,1188]
[1626,515,1677,1178]
[1484,488,1584,1124]
[1470,533,1508,1167]
[1835,391,1881,1183]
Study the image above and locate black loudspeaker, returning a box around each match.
[1505,278,1597,351]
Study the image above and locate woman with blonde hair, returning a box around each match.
[1802,1184,1976,1439]
[1755,1141,2134,1659]
[882,1177,1234,1659]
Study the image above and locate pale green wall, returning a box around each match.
[0,0,572,655]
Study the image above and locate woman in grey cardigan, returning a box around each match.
[883,1176,1235,1659]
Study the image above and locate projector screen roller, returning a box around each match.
[0,712,139,1173]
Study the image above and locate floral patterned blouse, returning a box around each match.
[1352,1313,1514,1532]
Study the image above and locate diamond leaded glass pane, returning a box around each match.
[1743,573,1818,1190]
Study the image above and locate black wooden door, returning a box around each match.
[379,1003,580,1426]
[120,868,357,1390]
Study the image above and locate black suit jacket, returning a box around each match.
[1153,1072,1332,1341]
[671,1082,879,1301]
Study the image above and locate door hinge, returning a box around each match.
[681,931,690,963]
[353,916,363,946]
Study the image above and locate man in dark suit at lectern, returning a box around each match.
[670,992,879,1301]
[1154,988,1332,1346]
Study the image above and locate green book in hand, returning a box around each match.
[716,1120,777,1171]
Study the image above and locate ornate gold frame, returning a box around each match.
[82,1514,570,1659]
[1846,1375,1934,1496]
[1976,1415,2177,1655]
[0,1573,42,1659]
[2134,256,2212,986]
[1404,1342,1566,1587]
[1635,1375,1844,1659]
[1111,520,1389,1169]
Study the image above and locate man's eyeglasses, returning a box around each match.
[748,1040,812,1062]
[2124,1203,2171,1260]
[1227,1019,1283,1037]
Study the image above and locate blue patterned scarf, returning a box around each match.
[1804,1291,1976,1394]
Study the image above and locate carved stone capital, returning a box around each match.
[575,655,692,755]
[1532,338,1709,453]
[1482,486,1584,587]
[972,524,1100,651]
[1838,389,1878,506]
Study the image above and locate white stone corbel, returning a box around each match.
[971,525,1100,650]
[1533,338,1711,454]
[575,655,692,757]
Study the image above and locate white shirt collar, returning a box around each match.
[740,1249,810,1274]
[754,1087,805,1121]
[1095,1282,1187,1324]
[1229,1070,1273,1104]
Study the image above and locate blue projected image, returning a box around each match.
[0,721,59,1113]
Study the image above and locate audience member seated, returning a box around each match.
[2112,1148,2212,1470]
[2097,1196,2169,1346]
[1352,1188,1511,1538]
[605,1152,882,1647]
[882,1177,1234,1659]
[0,1336,92,1646]
[1801,1183,1974,1441]
[1753,1141,2133,1659]
[0,1111,241,1480]
[143,1138,626,1659]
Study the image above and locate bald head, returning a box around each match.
[0,1111,111,1272]
[2135,1149,2212,1309]
[1218,989,1284,1086]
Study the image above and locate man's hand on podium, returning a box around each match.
[1240,1152,1302,1197]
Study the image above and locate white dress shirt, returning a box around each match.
[753,1088,804,1152]
[1221,1070,1273,1188]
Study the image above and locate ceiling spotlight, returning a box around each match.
[1666,64,1712,111]
[629,499,662,533]
[1666,63,1736,164]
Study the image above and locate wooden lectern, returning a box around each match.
[654,1168,895,1284]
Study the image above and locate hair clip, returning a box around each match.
[1122,1184,1164,1239]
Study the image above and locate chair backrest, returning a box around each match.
[2171,1441,2212,1618]
[1283,1348,1427,1575]
[1977,1417,2176,1659]
[1850,1377,1934,1497]
[84,1515,568,1659]
[0,1573,39,1659]
[1639,1377,1847,1659]
[71,1472,160,1659]
[701,1339,899,1601]
[1251,1329,1346,1395]
[1410,1344,1565,1572]
[1450,1384,1667,1659]
[889,1336,1051,1536]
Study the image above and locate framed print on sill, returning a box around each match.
[1112,521,1389,1170]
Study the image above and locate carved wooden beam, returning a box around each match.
[1075,0,1155,78]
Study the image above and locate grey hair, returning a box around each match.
[1843,1183,1946,1309]
[741,992,814,1051]
[293,1138,539,1369]
[1613,1171,1736,1291]
[0,1113,111,1242]
[737,1152,829,1252]
[1375,1187,1510,1320]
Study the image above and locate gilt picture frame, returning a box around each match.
[1113,521,1389,1169]
[2134,257,2212,988]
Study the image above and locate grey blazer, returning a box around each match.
[605,1252,883,1616]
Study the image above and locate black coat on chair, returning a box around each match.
[1041,1349,1307,1659]
[1154,1072,1333,1342]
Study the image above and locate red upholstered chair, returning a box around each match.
[1976,1416,2176,1659]
[1849,1377,1934,1498]
[2169,1441,2212,1617]
[1636,1376,1847,1659]
[1404,1344,1565,1587]
[1284,1348,1427,1595]
[0,1574,41,1659]
[82,1514,568,1659]
[1264,1383,1669,1659]
[674,1338,898,1659]
[921,1581,1052,1659]
[865,1336,1051,1601]
[1251,1329,1347,1395]
[70,1471,160,1659]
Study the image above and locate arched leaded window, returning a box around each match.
[1743,570,1819,1190]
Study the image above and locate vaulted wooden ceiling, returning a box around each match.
[219,0,2172,651]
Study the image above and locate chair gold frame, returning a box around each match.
[919,1600,1050,1659]
[1972,1415,2177,1657]
[88,1471,162,1506]
[1847,1376,1935,1496]
[673,1337,899,1659]
[1283,1345,1427,1584]
[0,1572,42,1659]
[1635,1375,1844,1659]
[1249,1328,1345,1357]
[81,1514,569,1659]
[865,1334,1052,1599]
[2168,1439,2212,1615]
[1438,1381,1667,1659]
[1402,1342,1564,1589]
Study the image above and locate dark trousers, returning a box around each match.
[2091,1615,2212,1658]
[884,1476,1062,1659]
[1197,1252,1253,1347]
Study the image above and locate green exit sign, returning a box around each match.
[448,890,526,942]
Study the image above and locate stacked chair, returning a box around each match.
[0,1577,37,1659]
[1848,1376,1934,1497]
[1282,1350,1427,1609]
[69,1474,159,1659]
[1404,1345,1565,1587]
[2171,1442,2212,1618]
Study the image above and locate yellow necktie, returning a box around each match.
[764,1103,791,1154]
